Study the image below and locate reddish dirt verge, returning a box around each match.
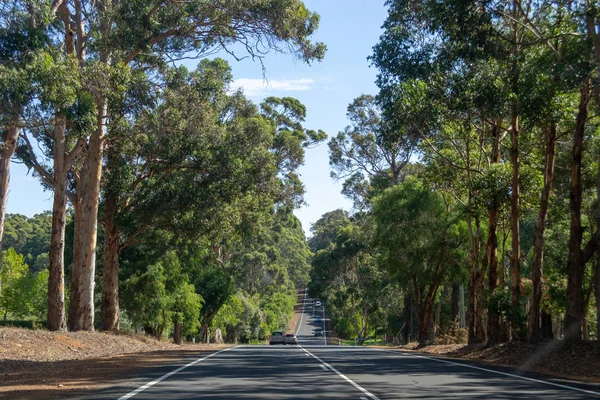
[388,340,600,383]
[286,289,305,334]
[0,327,228,399]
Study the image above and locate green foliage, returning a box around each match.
[122,262,169,335]
[3,0,327,339]
[0,248,30,319]
[329,95,415,209]
[373,177,466,286]
[307,209,350,253]
[260,96,327,206]
[109,0,326,65]
[3,213,52,272]
[211,295,244,340]
[0,248,47,321]
[30,269,48,321]
[261,290,297,331]
[121,252,203,338]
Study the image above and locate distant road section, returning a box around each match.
[295,289,328,346]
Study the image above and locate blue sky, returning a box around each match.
[7,0,388,236]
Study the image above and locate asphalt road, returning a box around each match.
[87,291,600,399]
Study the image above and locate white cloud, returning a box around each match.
[230,78,315,97]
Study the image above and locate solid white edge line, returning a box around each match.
[299,345,380,400]
[117,346,238,400]
[296,287,307,336]
[376,349,600,398]
[320,364,328,371]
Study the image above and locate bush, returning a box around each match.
[434,327,468,345]
[0,320,46,329]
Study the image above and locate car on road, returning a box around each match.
[269,330,285,345]
[314,328,323,337]
[315,300,322,307]
[283,333,298,345]
[315,316,321,322]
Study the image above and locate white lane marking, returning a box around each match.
[296,288,307,335]
[360,397,369,400]
[320,364,328,371]
[377,349,600,398]
[118,346,238,399]
[299,345,379,400]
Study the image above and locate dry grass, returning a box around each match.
[0,327,228,399]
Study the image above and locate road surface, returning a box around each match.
[85,290,600,399]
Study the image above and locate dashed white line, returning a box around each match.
[118,346,238,399]
[299,345,379,400]
[377,349,600,398]
[320,364,328,371]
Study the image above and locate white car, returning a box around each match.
[315,301,322,307]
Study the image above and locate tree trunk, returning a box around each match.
[485,205,500,344]
[70,103,106,331]
[510,106,521,311]
[0,120,20,280]
[541,311,554,339]
[451,283,459,332]
[528,122,557,343]
[582,282,594,340]
[509,1,522,339]
[474,269,486,343]
[596,255,600,340]
[466,198,483,344]
[74,0,86,61]
[434,297,442,340]
[47,113,68,331]
[475,214,486,344]
[418,285,438,344]
[200,312,215,343]
[467,265,477,343]
[68,193,84,330]
[486,124,501,344]
[403,294,411,344]
[101,194,121,332]
[174,322,182,345]
[588,1,600,348]
[564,80,591,342]
[597,203,600,340]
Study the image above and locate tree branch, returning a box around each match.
[64,138,86,170]
[19,132,54,187]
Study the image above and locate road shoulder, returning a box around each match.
[370,341,600,385]
[0,345,229,399]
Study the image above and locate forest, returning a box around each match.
[309,0,600,345]
[0,0,321,343]
[2,0,600,348]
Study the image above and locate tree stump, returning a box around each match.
[214,328,224,344]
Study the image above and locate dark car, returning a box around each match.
[284,333,298,345]
[314,328,323,337]
[269,330,285,345]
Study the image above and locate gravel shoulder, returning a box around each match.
[0,327,228,399]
